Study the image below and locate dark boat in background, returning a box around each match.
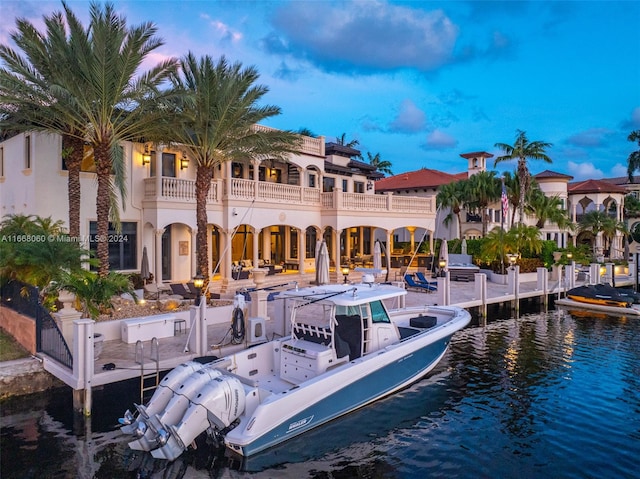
[566,284,640,307]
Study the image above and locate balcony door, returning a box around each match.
[151,152,176,177]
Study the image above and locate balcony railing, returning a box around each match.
[144,177,434,214]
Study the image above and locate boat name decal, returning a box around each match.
[287,415,314,433]
[398,353,414,363]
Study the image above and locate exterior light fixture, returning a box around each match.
[341,265,350,283]
[567,252,573,261]
[438,258,446,277]
[180,151,189,170]
[193,274,205,302]
[366,181,373,191]
[507,253,518,268]
[142,143,151,165]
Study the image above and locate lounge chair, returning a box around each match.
[169,283,197,300]
[404,274,436,292]
[415,271,437,287]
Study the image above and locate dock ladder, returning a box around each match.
[135,338,160,404]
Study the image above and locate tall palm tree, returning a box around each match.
[335,133,360,148]
[501,171,521,228]
[0,8,87,239]
[494,130,552,224]
[525,186,573,230]
[626,130,640,182]
[436,180,467,239]
[58,3,176,276]
[579,210,619,257]
[366,151,393,175]
[167,53,300,290]
[465,170,500,236]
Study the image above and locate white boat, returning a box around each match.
[119,279,471,459]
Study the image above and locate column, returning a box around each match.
[407,226,416,253]
[223,229,233,280]
[334,229,342,267]
[190,227,197,278]
[155,228,164,285]
[298,228,306,272]
[252,226,260,266]
[154,144,164,198]
[345,228,352,261]
[263,229,272,261]
[386,230,392,270]
[358,227,364,256]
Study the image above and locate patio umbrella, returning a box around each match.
[141,246,150,282]
[317,241,330,285]
[373,241,382,271]
[461,238,467,255]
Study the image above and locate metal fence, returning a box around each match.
[0,280,73,369]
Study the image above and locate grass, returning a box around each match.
[0,329,30,362]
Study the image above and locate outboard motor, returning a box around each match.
[119,361,204,435]
[151,375,245,461]
[129,366,223,451]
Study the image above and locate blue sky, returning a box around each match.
[2,0,639,180]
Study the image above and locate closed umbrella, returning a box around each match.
[373,241,382,272]
[315,240,323,285]
[461,238,467,255]
[317,241,330,285]
[141,246,150,282]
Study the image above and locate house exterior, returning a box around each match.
[375,154,631,259]
[0,129,437,288]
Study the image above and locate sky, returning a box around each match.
[1,0,639,180]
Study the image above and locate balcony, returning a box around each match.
[143,177,434,215]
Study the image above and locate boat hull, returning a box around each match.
[225,333,452,456]
[556,297,640,316]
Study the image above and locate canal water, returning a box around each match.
[1,308,639,478]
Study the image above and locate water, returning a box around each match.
[2,309,639,478]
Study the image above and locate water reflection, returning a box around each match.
[2,310,639,478]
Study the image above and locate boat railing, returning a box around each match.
[292,322,332,345]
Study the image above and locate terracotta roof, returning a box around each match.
[375,168,465,191]
[459,151,494,159]
[568,179,627,194]
[601,175,640,186]
[534,170,574,181]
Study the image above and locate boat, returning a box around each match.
[556,284,640,317]
[118,278,471,459]
[565,284,640,308]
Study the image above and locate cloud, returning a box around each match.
[388,100,427,133]
[265,1,458,74]
[565,128,615,148]
[272,61,303,81]
[421,130,458,151]
[567,160,604,180]
[621,107,640,131]
[610,163,629,178]
[199,14,242,43]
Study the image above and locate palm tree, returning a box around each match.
[494,130,552,224]
[465,170,500,236]
[501,171,521,228]
[167,53,301,291]
[525,186,573,230]
[436,181,467,239]
[296,127,317,138]
[0,8,87,239]
[579,210,619,257]
[366,151,393,175]
[335,133,360,148]
[1,3,176,276]
[626,130,640,182]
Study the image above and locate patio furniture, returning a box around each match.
[404,274,436,292]
[169,283,197,299]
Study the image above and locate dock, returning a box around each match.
[34,266,637,414]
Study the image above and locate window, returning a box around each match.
[354,181,364,193]
[61,144,97,173]
[342,179,348,192]
[150,152,176,177]
[24,135,31,169]
[370,301,391,324]
[289,229,298,258]
[305,227,317,258]
[323,177,335,192]
[89,221,137,270]
[308,173,316,188]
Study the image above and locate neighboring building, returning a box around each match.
[0,129,437,287]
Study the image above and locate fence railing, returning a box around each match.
[0,280,73,369]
